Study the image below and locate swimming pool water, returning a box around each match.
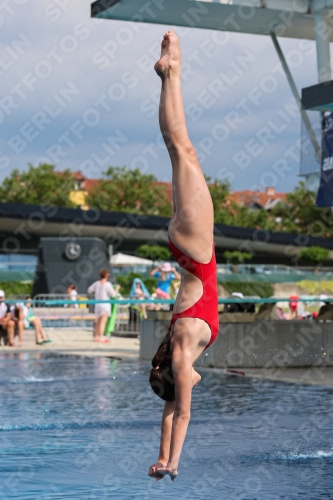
[0,353,332,499]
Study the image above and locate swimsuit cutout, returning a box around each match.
[169,238,219,349]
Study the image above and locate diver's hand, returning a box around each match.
[155,465,178,481]
[148,460,168,481]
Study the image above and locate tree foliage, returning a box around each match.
[207,179,232,224]
[0,281,32,297]
[272,181,332,236]
[3,163,333,244]
[86,166,172,216]
[298,246,330,265]
[210,179,333,236]
[221,281,273,298]
[224,251,252,264]
[136,244,171,262]
[207,178,275,229]
[0,164,76,207]
[296,280,333,295]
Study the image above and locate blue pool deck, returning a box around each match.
[1,353,333,499]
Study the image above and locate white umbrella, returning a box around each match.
[110,253,153,267]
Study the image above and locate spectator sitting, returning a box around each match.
[0,290,18,347]
[286,295,299,320]
[319,294,328,308]
[147,292,158,311]
[316,295,333,319]
[276,307,286,320]
[25,297,51,345]
[150,262,180,299]
[9,302,25,347]
[172,279,181,297]
[130,278,150,319]
[224,292,255,313]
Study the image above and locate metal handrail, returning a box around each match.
[5,297,333,305]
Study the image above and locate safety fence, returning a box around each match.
[6,294,333,334]
[19,294,173,335]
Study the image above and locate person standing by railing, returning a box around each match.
[87,269,120,343]
[67,283,73,308]
[130,278,150,319]
[70,286,78,309]
[150,262,180,299]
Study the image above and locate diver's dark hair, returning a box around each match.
[149,330,175,402]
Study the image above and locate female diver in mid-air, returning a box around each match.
[148,30,219,482]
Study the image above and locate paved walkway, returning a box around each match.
[0,328,140,361]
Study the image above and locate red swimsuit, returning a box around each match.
[169,238,219,349]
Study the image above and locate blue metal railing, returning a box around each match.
[5,297,333,305]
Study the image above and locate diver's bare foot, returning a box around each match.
[154,465,178,481]
[154,30,181,78]
[148,460,168,481]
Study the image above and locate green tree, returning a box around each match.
[228,204,275,230]
[86,166,172,216]
[207,178,232,224]
[0,163,76,207]
[207,177,275,229]
[224,250,253,264]
[298,246,330,272]
[272,181,331,236]
[224,250,252,265]
[222,281,273,298]
[136,244,171,266]
[0,281,32,297]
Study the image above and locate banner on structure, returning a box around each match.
[316,112,333,207]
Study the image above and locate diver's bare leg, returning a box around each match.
[156,30,214,264]
[158,80,177,218]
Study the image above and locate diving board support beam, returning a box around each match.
[270,31,321,163]
[313,7,332,83]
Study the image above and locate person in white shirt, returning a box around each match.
[70,286,78,309]
[87,269,120,343]
[0,290,18,347]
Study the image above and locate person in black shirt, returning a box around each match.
[224,292,255,314]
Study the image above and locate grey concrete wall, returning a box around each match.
[140,319,333,368]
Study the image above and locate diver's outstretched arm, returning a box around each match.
[148,366,202,481]
[148,400,175,481]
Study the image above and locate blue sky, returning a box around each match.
[0,0,322,192]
